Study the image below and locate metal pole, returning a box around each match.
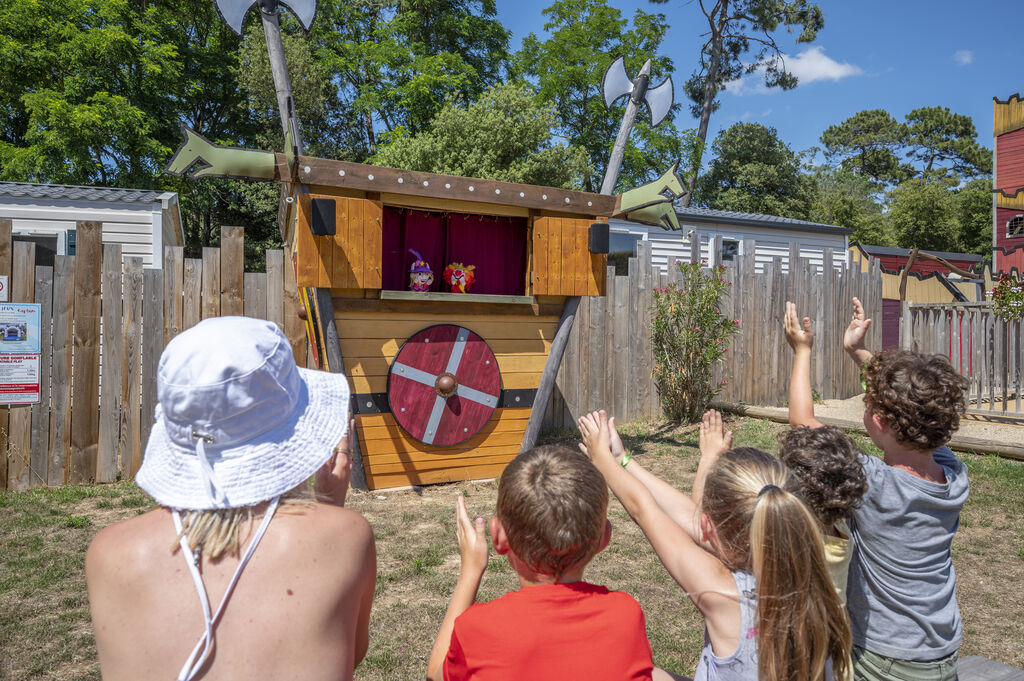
[260,7,303,154]
[600,59,651,196]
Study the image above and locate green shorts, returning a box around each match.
[852,646,958,681]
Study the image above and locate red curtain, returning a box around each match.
[382,207,528,295]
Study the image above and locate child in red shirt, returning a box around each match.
[425,445,656,681]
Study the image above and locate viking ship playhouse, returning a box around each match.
[284,158,630,489]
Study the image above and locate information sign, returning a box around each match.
[0,303,41,353]
[0,354,40,405]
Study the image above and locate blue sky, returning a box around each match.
[496,0,1019,162]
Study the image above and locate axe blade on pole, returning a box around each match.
[644,75,674,127]
[213,0,318,36]
[602,56,636,110]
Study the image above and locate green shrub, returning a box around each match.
[651,261,740,422]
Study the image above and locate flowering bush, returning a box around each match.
[992,273,1024,321]
[651,261,740,422]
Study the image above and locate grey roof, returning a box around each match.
[0,181,173,205]
[856,243,983,262]
[676,206,852,236]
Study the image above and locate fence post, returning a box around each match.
[69,221,102,484]
[899,301,911,350]
[30,265,53,488]
[98,244,123,482]
[7,241,36,490]
[0,220,11,490]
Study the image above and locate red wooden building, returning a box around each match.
[994,94,1024,273]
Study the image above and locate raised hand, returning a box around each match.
[784,301,813,351]
[578,410,614,466]
[843,296,873,355]
[316,418,356,506]
[579,414,626,463]
[698,409,732,462]
[455,495,488,579]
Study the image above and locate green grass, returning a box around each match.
[2,421,1023,680]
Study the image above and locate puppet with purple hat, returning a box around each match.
[408,249,434,292]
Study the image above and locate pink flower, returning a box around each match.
[716,338,723,343]
[721,380,728,386]
[694,327,702,333]
[734,319,741,325]
[715,308,720,314]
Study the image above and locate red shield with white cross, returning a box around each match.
[387,325,501,446]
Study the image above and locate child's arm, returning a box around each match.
[843,296,874,368]
[579,415,728,539]
[785,302,824,429]
[426,496,488,681]
[578,411,733,615]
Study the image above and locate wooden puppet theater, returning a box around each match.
[287,157,618,489]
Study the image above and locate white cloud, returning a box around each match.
[954,50,974,65]
[723,46,862,96]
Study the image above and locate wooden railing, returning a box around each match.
[901,302,1024,418]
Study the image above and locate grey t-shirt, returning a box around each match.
[846,446,969,660]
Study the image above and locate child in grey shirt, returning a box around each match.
[789,297,969,681]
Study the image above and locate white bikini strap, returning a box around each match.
[172,497,280,681]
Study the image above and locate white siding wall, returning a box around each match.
[609,218,850,274]
[1,196,161,267]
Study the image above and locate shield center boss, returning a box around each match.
[387,325,501,447]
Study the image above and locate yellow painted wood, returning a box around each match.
[366,461,511,489]
[996,192,1024,209]
[994,95,1024,136]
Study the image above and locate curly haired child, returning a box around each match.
[580,409,851,681]
[788,297,969,681]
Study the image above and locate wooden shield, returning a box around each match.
[387,325,501,446]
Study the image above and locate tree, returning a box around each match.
[513,0,698,193]
[647,0,824,202]
[313,0,510,155]
[887,178,961,252]
[806,166,893,245]
[694,123,811,218]
[903,106,991,178]
[957,178,994,257]
[820,109,910,186]
[372,83,591,188]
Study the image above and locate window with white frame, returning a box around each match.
[1008,215,1024,238]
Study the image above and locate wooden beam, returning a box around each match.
[520,296,581,453]
[286,155,616,217]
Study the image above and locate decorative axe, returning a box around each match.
[212,0,317,157]
[599,56,674,196]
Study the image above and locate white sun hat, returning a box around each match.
[136,316,351,510]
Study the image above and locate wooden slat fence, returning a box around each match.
[900,302,1024,418]
[0,220,308,490]
[544,236,883,428]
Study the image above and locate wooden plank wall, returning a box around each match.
[295,195,383,289]
[543,237,883,429]
[902,303,1024,418]
[0,227,309,490]
[531,216,606,296]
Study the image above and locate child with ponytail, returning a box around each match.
[579,410,851,681]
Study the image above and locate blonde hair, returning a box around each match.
[173,482,314,560]
[703,447,851,681]
[497,445,608,578]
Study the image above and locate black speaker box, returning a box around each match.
[311,198,336,236]
[588,222,609,254]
